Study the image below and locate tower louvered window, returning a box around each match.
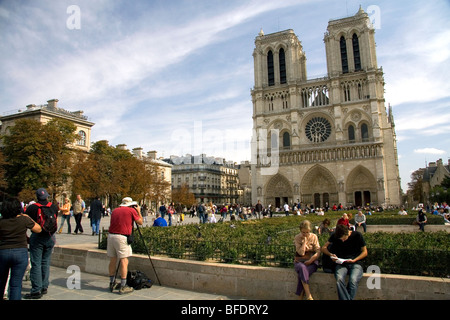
[340,36,348,73]
[352,33,361,71]
[267,50,275,86]
[279,48,286,84]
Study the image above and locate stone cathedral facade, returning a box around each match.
[250,8,402,209]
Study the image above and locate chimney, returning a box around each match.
[132,147,144,158]
[147,150,157,160]
[47,99,59,108]
[116,144,127,150]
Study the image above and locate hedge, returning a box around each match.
[99,212,449,277]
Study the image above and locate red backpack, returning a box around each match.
[35,202,58,234]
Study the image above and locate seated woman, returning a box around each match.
[336,213,350,229]
[293,220,321,300]
[318,218,332,235]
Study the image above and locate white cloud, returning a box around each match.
[413,148,446,155]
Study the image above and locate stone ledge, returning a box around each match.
[51,244,450,300]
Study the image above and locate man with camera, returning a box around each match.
[107,197,143,294]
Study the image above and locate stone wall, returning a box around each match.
[52,244,449,300]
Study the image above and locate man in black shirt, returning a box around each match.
[321,224,368,300]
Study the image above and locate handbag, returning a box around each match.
[294,251,313,263]
[126,234,134,245]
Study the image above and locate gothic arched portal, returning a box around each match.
[346,165,378,206]
[301,165,338,208]
[264,174,293,209]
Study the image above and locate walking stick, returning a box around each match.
[135,222,161,286]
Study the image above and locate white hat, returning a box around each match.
[120,197,138,207]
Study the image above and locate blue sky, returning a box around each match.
[0,0,449,192]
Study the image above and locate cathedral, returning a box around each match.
[250,7,402,209]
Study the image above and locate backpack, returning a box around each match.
[127,270,152,290]
[35,202,58,234]
[197,204,204,213]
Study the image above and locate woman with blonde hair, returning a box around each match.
[293,220,320,300]
[57,198,71,234]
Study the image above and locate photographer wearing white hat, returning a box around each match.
[107,197,143,294]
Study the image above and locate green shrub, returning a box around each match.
[99,214,449,277]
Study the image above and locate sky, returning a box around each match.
[0,0,449,192]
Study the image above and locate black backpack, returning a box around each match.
[35,202,58,234]
[127,270,152,290]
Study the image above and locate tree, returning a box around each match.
[172,183,196,206]
[441,175,450,189]
[71,140,170,208]
[407,168,425,203]
[1,118,77,196]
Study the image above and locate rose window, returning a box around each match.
[305,117,332,142]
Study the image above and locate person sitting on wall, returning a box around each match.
[153,212,167,227]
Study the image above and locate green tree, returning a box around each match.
[71,140,167,208]
[1,118,77,196]
[407,168,425,203]
[172,183,196,206]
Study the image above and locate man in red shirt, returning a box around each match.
[107,197,143,294]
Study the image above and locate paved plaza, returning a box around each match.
[16,212,246,301]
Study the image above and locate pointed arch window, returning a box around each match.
[267,50,275,86]
[279,48,286,84]
[348,125,355,142]
[271,132,278,149]
[340,36,348,73]
[361,123,369,141]
[352,33,361,71]
[283,132,291,149]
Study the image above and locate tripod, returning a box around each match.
[134,221,161,285]
[112,222,161,289]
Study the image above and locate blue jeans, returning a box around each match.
[0,248,29,300]
[334,263,364,300]
[29,234,55,294]
[58,214,71,233]
[91,219,101,234]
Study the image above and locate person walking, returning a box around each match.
[24,188,59,299]
[107,197,143,294]
[0,197,42,300]
[255,200,263,219]
[89,196,103,236]
[72,194,85,235]
[57,198,71,234]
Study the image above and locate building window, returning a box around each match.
[267,50,275,86]
[361,123,369,141]
[343,83,351,102]
[77,130,86,146]
[283,132,291,149]
[340,36,348,73]
[271,132,278,150]
[348,125,355,142]
[305,117,332,143]
[352,33,361,71]
[279,48,286,84]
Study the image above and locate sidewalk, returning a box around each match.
[20,266,238,300]
[21,213,244,300]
